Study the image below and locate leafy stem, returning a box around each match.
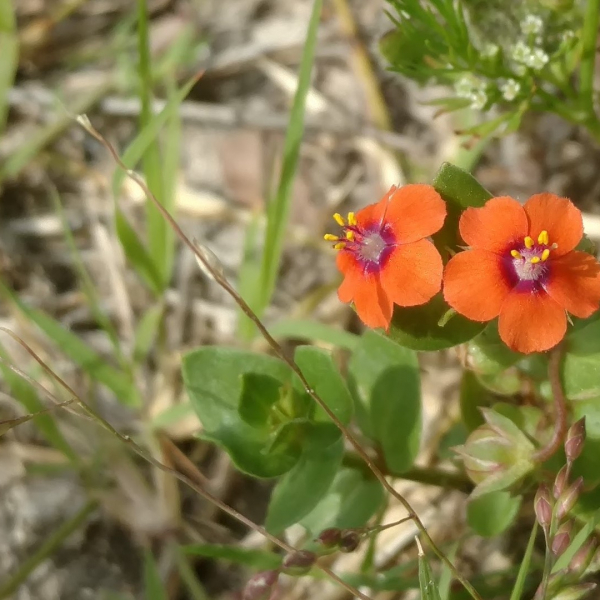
[76,116,483,600]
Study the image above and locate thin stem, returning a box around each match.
[537,513,558,600]
[533,346,568,464]
[0,500,97,599]
[77,117,483,600]
[3,331,373,600]
[579,0,600,116]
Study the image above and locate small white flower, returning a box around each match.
[469,89,488,110]
[500,79,520,102]
[455,76,475,98]
[521,14,543,36]
[526,47,549,70]
[511,40,531,65]
[481,43,500,58]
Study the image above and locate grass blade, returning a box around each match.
[143,548,168,600]
[0,0,18,132]
[509,521,538,600]
[133,302,164,363]
[258,0,322,311]
[417,538,442,600]
[0,282,139,406]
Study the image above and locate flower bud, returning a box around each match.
[569,536,598,575]
[243,570,279,600]
[339,530,361,553]
[551,583,596,600]
[535,484,553,530]
[565,418,586,464]
[554,464,571,499]
[552,521,573,557]
[281,550,317,576]
[315,528,342,554]
[556,477,584,521]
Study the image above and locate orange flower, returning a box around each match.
[325,184,446,329]
[443,193,600,354]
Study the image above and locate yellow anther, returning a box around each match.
[333,213,345,226]
[511,249,522,259]
[538,230,549,245]
[541,249,550,261]
[530,257,541,264]
[345,230,355,241]
[324,233,338,241]
[333,242,346,250]
[348,212,357,226]
[524,236,534,249]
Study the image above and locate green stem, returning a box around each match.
[0,500,97,599]
[579,0,600,115]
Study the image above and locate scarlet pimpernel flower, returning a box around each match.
[325,184,446,329]
[443,193,600,354]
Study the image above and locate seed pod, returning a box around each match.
[243,570,279,600]
[565,418,586,464]
[315,528,342,554]
[339,530,361,553]
[551,521,573,557]
[556,477,584,521]
[553,464,571,499]
[535,483,553,530]
[281,550,317,576]
[569,536,598,575]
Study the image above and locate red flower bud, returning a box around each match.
[552,521,573,557]
[535,483,553,530]
[554,464,571,499]
[569,536,598,575]
[556,477,583,521]
[315,528,342,553]
[550,582,596,600]
[339,530,361,553]
[243,571,279,600]
[565,418,586,464]
[281,550,317,576]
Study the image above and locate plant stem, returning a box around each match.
[0,500,97,599]
[533,346,567,464]
[536,513,558,600]
[579,0,600,116]
[78,119,483,600]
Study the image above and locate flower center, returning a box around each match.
[324,211,395,273]
[505,230,557,290]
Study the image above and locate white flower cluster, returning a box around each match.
[500,78,520,102]
[455,76,488,110]
[521,14,543,36]
[511,40,549,71]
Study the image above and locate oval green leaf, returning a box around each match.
[467,491,522,537]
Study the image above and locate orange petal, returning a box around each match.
[443,249,511,321]
[380,239,443,306]
[355,187,396,229]
[336,251,361,302]
[524,193,582,256]
[545,251,600,318]
[459,196,528,253]
[352,273,393,329]
[498,291,566,354]
[383,184,447,244]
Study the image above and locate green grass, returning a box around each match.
[0,0,18,132]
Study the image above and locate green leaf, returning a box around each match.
[387,294,486,351]
[467,491,522,537]
[238,373,286,430]
[432,162,493,210]
[269,318,359,351]
[182,544,280,570]
[459,371,492,431]
[0,1,18,132]
[143,549,168,600]
[468,323,521,375]
[509,522,538,600]
[133,302,164,363]
[300,467,385,534]
[563,318,600,399]
[348,331,421,473]
[418,541,442,600]
[183,347,300,477]
[265,436,344,534]
[570,396,600,487]
[259,0,323,311]
[0,283,138,406]
[294,345,353,425]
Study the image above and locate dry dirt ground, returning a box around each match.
[2,0,600,599]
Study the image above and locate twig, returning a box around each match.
[76,116,482,600]
[532,345,567,464]
[2,329,374,600]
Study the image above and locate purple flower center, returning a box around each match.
[501,231,556,293]
[325,212,396,274]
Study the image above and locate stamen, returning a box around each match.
[324,233,338,241]
[511,250,523,259]
[530,257,541,264]
[541,249,550,261]
[524,236,534,249]
[551,243,558,250]
[348,212,357,226]
[346,231,355,241]
[333,242,346,250]
[333,213,345,226]
[538,230,549,245]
